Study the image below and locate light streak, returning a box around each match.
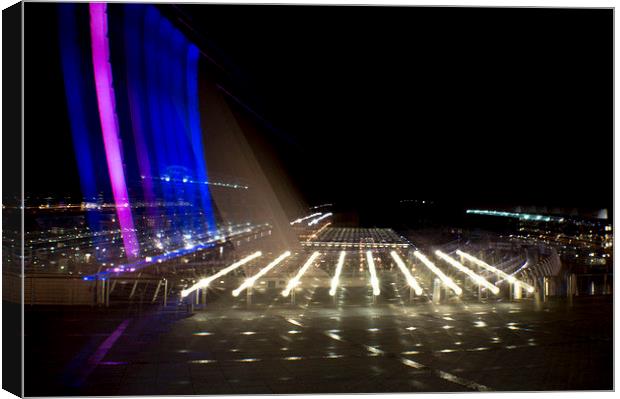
[366,251,380,296]
[310,203,333,210]
[282,252,321,296]
[456,250,535,293]
[186,43,217,233]
[305,222,331,241]
[89,3,140,259]
[308,213,333,226]
[390,251,423,295]
[291,213,322,225]
[232,251,291,296]
[181,251,262,297]
[329,251,347,296]
[435,251,500,295]
[413,251,462,295]
[466,209,563,223]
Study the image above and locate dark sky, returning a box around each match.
[26,5,613,212]
[174,5,613,212]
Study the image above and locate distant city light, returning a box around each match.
[310,203,333,210]
[466,209,563,223]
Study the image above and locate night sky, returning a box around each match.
[26,5,613,214]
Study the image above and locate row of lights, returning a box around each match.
[143,175,248,189]
[182,248,538,301]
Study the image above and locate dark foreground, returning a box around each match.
[25,293,612,395]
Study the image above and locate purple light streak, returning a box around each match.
[89,3,140,259]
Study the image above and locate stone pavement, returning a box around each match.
[25,293,612,396]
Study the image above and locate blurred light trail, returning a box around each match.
[181,251,263,297]
[413,251,462,295]
[232,251,291,296]
[435,251,500,295]
[186,42,218,234]
[466,209,563,223]
[366,251,381,296]
[310,203,333,210]
[305,222,332,241]
[390,251,423,295]
[502,260,531,286]
[83,224,267,280]
[329,251,347,296]
[456,250,535,293]
[291,213,322,225]
[308,213,333,226]
[282,251,321,296]
[89,3,140,259]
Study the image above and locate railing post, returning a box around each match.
[163,279,168,308]
[432,278,441,304]
[567,274,574,307]
[129,279,139,299]
[105,279,110,307]
[152,280,162,303]
[98,278,104,306]
[513,282,522,300]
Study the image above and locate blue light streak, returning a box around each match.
[61,4,221,269]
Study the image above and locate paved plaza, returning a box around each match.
[25,291,612,396]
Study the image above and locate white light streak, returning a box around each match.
[390,251,423,295]
[181,251,262,297]
[290,213,322,225]
[435,251,500,295]
[305,222,331,241]
[366,251,380,296]
[329,251,347,296]
[456,250,535,293]
[413,251,463,296]
[282,252,321,297]
[308,213,333,226]
[232,251,291,296]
